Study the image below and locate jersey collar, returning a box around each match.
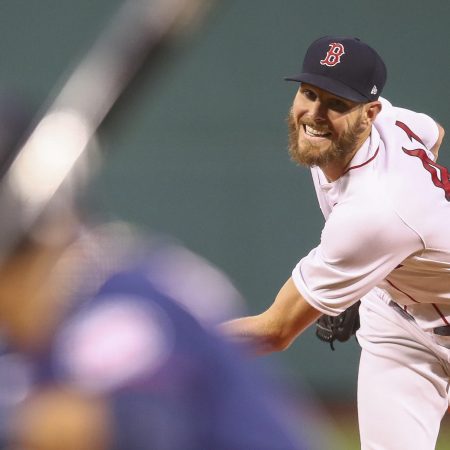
[316,126,381,188]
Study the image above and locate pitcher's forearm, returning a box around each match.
[220,313,286,355]
[220,278,322,355]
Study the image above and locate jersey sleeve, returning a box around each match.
[374,97,439,154]
[291,202,423,315]
[394,107,440,154]
[376,98,440,158]
[394,108,439,159]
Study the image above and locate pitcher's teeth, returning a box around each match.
[305,125,329,137]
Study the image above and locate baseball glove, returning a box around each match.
[315,301,361,350]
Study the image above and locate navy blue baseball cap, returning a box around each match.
[285,36,387,103]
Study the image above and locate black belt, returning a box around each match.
[433,325,450,336]
[389,301,450,336]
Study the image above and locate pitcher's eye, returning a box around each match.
[301,88,316,101]
[327,99,353,113]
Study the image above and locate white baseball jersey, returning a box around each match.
[292,98,450,333]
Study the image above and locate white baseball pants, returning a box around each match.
[357,293,450,450]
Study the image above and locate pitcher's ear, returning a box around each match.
[365,101,382,124]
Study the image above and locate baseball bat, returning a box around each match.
[0,0,216,261]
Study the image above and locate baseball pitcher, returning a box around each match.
[222,35,449,450]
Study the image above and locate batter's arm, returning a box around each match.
[220,277,322,355]
[430,122,445,160]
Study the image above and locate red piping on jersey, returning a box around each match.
[431,304,450,326]
[343,147,380,174]
[386,279,419,303]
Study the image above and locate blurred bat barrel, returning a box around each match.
[0,0,215,264]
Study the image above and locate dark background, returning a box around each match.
[0,0,448,402]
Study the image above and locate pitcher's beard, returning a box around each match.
[287,109,365,168]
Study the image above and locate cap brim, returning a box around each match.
[284,73,368,103]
